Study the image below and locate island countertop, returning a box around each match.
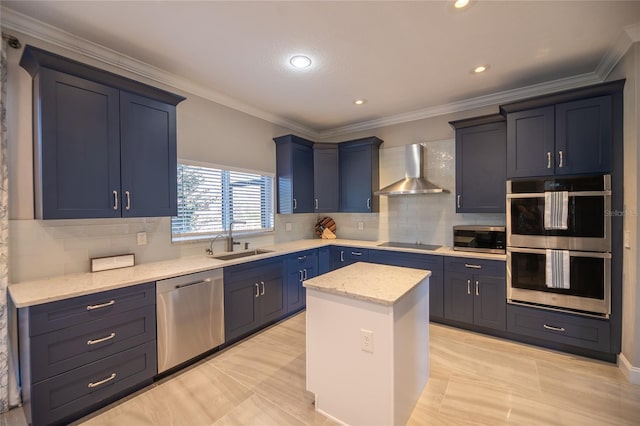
[303,262,431,306]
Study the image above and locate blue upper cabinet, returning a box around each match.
[450,115,506,213]
[20,45,185,219]
[313,143,339,213]
[274,135,315,214]
[339,137,382,213]
[501,81,622,179]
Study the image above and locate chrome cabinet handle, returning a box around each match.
[87,332,116,346]
[261,281,265,296]
[464,264,482,269]
[255,283,259,298]
[367,198,371,210]
[547,152,552,169]
[558,150,564,168]
[315,199,319,210]
[340,251,344,262]
[457,195,461,209]
[467,279,471,295]
[543,324,566,332]
[303,269,308,280]
[86,300,115,311]
[125,191,131,210]
[88,373,116,389]
[293,198,297,210]
[112,190,118,210]
[475,281,479,296]
[351,251,362,256]
[298,256,307,261]
[299,270,304,282]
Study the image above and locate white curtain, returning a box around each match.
[1,33,20,412]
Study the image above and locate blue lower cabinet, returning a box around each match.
[318,246,331,274]
[330,246,369,270]
[285,250,319,314]
[368,250,445,320]
[18,282,157,426]
[224,258,286,342]
[443,258,506,331]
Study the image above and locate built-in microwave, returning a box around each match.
[507,175,611,252]
[453,226,506,254]
[507,247,611,316]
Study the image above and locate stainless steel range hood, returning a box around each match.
[375,144,444,195]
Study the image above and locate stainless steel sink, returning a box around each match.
[210,249,273,261]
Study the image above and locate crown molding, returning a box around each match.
[0,6,319,139]
[2,6,637,141]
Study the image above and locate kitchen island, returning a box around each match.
[304,262,430,426]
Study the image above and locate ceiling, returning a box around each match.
[3,1,640,138]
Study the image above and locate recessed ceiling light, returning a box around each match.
[354,99,367,105]
[289,55,312,69]
[454,0,470,9]
[473,65,488,73]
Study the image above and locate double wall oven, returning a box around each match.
[506,174,611,316]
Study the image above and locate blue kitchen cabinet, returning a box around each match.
[503,89,614,178]
[368,249,445,320]
[318,246,331,274]
[274,134,315,214]
[313,143,339,212]
[450,115,506,213]
[330,246,369,270]
[18,283,157,426]
[443,257,506,331]
[339,137,383,213]
[224,257,286,342]
[285,249,319,313]
[20,45,184,219]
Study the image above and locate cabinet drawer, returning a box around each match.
[28,282,155,336]
[342,248,369,262]
[286,250,318,270]
[507,304,610,352]
[30,305,156,382]
[445,257,505,277]
[31,340,156,426]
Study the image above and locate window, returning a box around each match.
[172,161,274,242]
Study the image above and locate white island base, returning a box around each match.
[304,262,430,426]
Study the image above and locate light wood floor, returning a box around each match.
[3,312,640,425]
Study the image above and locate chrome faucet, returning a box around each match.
[205,234,223,255]
[226,221,246,252]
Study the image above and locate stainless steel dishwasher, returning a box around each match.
[156,268,224,373]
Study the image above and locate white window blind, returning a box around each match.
[172,162,274,241]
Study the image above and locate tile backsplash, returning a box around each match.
[9,138,504,283]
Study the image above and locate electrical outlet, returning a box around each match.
[361,329,373,353]
[285,222,292,232]
[358,222,364,231]
[136,231,147,245]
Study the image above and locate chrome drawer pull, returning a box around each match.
[340,251,345,262]
[298,256,307,261]
[351,251,362,256]
[464,264,482,269]
[86,300,115,311]
[543,324,566,332]
[87,332,116,345]
[88,373,116,388]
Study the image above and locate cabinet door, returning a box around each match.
[258,263,286,323]
[444,271,474,324]
[286,251,317,313]
[38,69,121,219]
[274,135,314,214]
[120,92,177,217]
[291,143,315,213]
[339,145,375,212]
[456,122,506,213]
[318,247,331,274]
[224,276,261,341]
[313,145,339,212]
[555,96,612,175]
[506,106,555,178]
[473,275,506,331]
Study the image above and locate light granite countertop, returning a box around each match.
[303,262,431,305]
[8,238,504,308]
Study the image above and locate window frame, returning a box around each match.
[172,159,275,243]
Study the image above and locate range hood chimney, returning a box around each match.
[375,144,444,196]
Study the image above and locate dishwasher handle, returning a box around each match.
[174,278,212,290]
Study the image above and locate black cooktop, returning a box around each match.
[377,242,442,251]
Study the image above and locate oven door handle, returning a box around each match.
[507,190,611,198]
[507,247,611,258]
